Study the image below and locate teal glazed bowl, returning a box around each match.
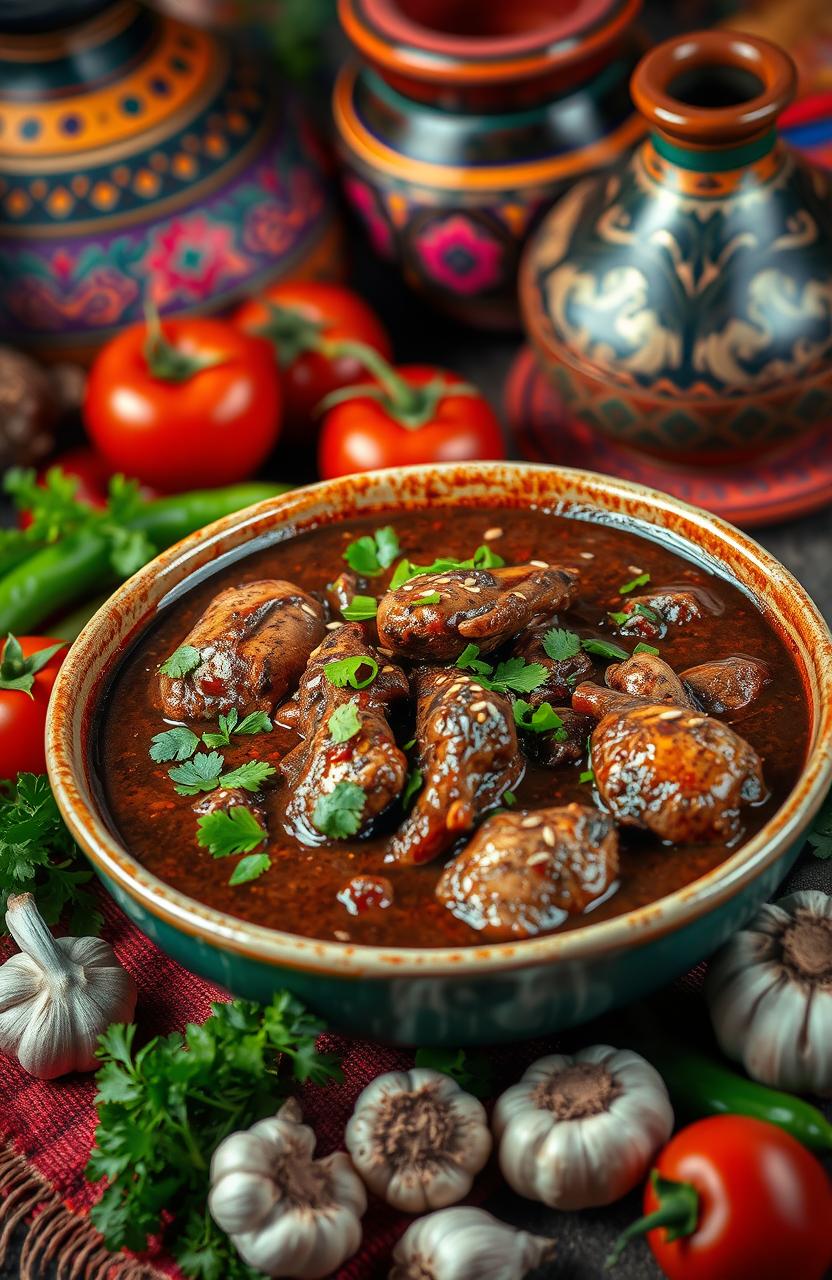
[46,464,832,1045]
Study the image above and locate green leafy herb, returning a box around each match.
[149,726,200,763]
[159,645,202,679]
[579,768,595,784]
[0,633,65,696]
[414,1046,495,1099]
[324,654,378,689]
[514,700,567,738]
[402,737,416,751]
[633,642,660,656]
[807,789,832,860]
[87,994,342,1275]
[455,643,493,676]
[389,544,505,590]
[541,627,581,662]
[168,750,224,795]
[607,611,629,626]
[487,657,549,695]
[202,708,273,748]
[328,700,361,743]
[228,853,271,885]
[582,638,629,661]
[341,594,378,622]
[344,526,400,576]
[402,768,423,809]
[236,711,273,736]
[409,592,441,608]
[312,782,366,838]
[219,760,276,792]
[619,572,651,595]
[632,602,662,624]
[471,544,505,570]
[196,807,267,859]
[503,790,517,807]
[0,772,101,935]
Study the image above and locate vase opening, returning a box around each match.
[666,65,765,111]
[393,0,579,41]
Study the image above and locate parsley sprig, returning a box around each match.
[324,654,378,689]
[159,645,202,679]
[312,781,365,838]
[542,626,628,663]
[202,708,273,748]
[328,700,361,742]
[87,995,342,1277]
[454,645,548,695]
[514,700,567,738]
[341,594,378,622]
[343,526,400,577]
[196,808,271,884]
[168,752,275,796]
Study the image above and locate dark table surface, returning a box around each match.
[4,239,831,1280]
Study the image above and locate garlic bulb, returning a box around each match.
[209,1097,366,1278]
[345,1067,491,1213]
[389,1207,555,1280]
[0,893,137,1079]
[706,889,832,1095]
[492,1045,673,1210]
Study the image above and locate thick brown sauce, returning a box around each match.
[98,508,810,948]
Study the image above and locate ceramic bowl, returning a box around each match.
[46,463,832,1045]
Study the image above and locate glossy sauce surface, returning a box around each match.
[98,507,810,948]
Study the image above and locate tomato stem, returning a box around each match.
[317,339,481,429]
[0,633,65,698]
[143,302,226,383]
[255,303,327,369]
[605,1171,699,1269]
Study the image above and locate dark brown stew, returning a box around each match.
[98,507,810,949]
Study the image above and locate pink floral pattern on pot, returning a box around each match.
[140,215,252,307]
[413,213,504,295]
[344,174,394,258]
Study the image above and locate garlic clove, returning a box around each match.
[390,1206,555,1280]
[208,1170,279,1235]
[211,1131,282,1185]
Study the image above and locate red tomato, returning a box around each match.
[317,365,505,478]
[231,282,392,430]
[641,1116,832,1280]
[84,316,282,493]
[0,636,67,778]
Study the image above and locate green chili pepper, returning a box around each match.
[652,1046,832,1153]
[0,482,289,635]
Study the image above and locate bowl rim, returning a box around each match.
[46,461,832,978]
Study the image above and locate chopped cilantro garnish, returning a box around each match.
[608,611,629,626]
[341,594,378,622]
[632,602,662,624]
[149,726,199,763]
[312,782,366,838]
[487,657,548,695]
[542,628,581,662]
[228,852,272,885]
[196,806,266,858]
[633,642,660,656]
[324,654,378,689]
[514,700,567,738]
[402,768,423,809]
[619,572,651,595]
[158,645,201,678]
[503,790,517,807]
[328,700,361,743]
[219,760,275,792]
[344,526,400,577]
[582,638,629,660]
[579,769,595,784]
[402,737,416,751]
[409,592,441,608]
[202,709,273,748]
[455,643,493,675]
[168,751,225,795]
[389,544,506,590]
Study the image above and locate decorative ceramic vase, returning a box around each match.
[520,31,832,462]
[334,0,644,329]
[0,0,342,360]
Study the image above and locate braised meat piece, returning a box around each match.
[606,653,694,707]
[573,683,766,844]
[436,804,618,938]
[616,590,708,640]
[326,570,361,616]
[389,668,522,865]
[280,624,408,842]
[157,580,325,722]
[376,565,576,662]
[522,708,594,769]
[682,656,771,714]
[511,624,594,706]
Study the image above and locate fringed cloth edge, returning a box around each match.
[0,1144,165,1280]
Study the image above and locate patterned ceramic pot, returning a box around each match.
[0,0,342,360]
[46,463,832,1046]
[520,31,832,462]
[334,0,644,329]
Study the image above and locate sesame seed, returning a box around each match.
[528,851,550,866]
[325,620,343,630]
[510,591,526,599]
[377,647,395,657]
[476,711,487,723]
[484,527,503,541]
[468,586,481,594]
[484,701,499,718]
[334,930,350,942]
[521,815,542,828]
[628,565,642,574]
[306,674,321,688]
[382,665,396,673]
[448,681,465,694]
[542,825,556,846]
[579,552,595,560]
[659,709,683,720]
[688,716,705,725]
[530,559,549,568]
[301,603,317,616]
[464,577,477,587]
[469,700,487,712]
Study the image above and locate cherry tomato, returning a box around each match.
[0,635,67,778]
[231,282,392,431]
[618,1116,832,1280]
[318,364,505,479]
[84,316,282,493]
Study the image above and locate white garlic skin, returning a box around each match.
[0,893,137,1079]
[389,1206,555,1280]
[492,1045,673,1211]
[706,889,832,1096]
[345,1067,492,1213]
[209,1097,366,1279]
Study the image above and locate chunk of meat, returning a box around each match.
[522,708,594,769]
[388,667,522,865]
[193,787,266,825]
[682,656,771,714]
[280,624,408,843]
[157,580,325,721]
[436,804,618,938]
[616,589,711,640]
[606,653,693,707]
[376,564,577,661]
[573,682,766,844]
[511,623,594,706]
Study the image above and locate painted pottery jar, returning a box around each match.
[334,0,645,329]
[0,0,342,360]
[520,31,832,462]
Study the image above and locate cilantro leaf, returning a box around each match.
[168,751,224,795]
[503,789,517,807]
[487,657,549,694]
[236,711,273,736]
[514,700,567,738]
[0,634,65,696]
[414,1046,495,1099]
[455,643,493,676]
[219,760,275,792]
[389,544,506,590]
[341,594,378,622]
[582,638,629,660]
[634,642,660,656]
[402,768,423,809]
[607,611,629,626]
[410,592,441,608]
[579,768,595,784]
[196,807,266,858]
[807,789,832,860]
[472,544,505,570]
[324,655,378,689]
[149,726,200,763]
[328,700,361,743]
[159,645,201,678]
[203,709,272,747]
[312,782,365,838]
[344,526,400,576]
[619,571,651,595]
[542,627,581,662]
[228,853,271,885]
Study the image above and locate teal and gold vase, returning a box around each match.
[520,30,832,462]
[334,0,644,329]
[0,0,342,360]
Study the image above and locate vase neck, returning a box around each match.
[640,128,785,196]
[650,127,778,172]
